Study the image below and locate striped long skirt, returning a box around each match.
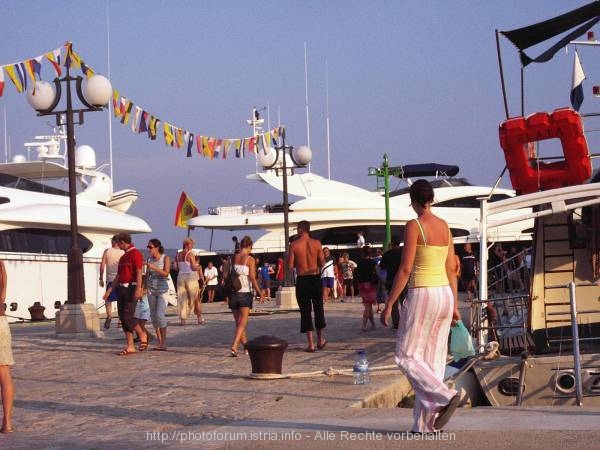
[395,286,457,432]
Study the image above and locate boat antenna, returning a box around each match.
[106,3,114,184]
[248,107,265,173]
[304,42,311,173]
[325,60,331,180]
[495,30,510,119]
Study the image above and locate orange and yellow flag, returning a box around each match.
[174,192,199,228]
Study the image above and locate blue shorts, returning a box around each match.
[105,281,119,302]
[228,292,253,310]
[321,277,334,288]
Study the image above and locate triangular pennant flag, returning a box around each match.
[571,50,586,111]
[0,67,5,97]
[45,49,62,77]
[16,63,27,92]
[234,139,242,158]
[187,132,194,157]
[5,65,23,93]
[64,42,81,69]
[202,136,210,158]
[120,101,133,125]
[176,128,184,148]
[164,123,174,146]
[248,136,256,154]
[139,111,148,134]
[131,106,142,133]
[214,139,222,158]
[222,139,231,159]
[24,59,36,83]
[196,135,203,155]
[112,89,121,117]
[81,60,95,79]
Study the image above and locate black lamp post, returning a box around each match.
[27,66,112,304]
[257,128,312,287]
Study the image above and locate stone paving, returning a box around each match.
[1,298,600,449]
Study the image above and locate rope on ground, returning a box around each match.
[247,364,399,380]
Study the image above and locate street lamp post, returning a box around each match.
[257,128,311,304]
[369,154,403,251]
[27,66,112,307]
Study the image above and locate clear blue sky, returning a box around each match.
[1,0,599,250]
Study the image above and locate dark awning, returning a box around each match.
[501,1,600,66]
[391,163,459,179]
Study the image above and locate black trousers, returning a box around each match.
[295,275,326,333]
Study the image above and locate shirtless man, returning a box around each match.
[288,220,327,352]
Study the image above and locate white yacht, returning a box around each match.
[0,129,151,323]
[188,163,533,255]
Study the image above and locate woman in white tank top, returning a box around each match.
[228,236,265,357]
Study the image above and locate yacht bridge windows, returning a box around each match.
[0,228,93,254]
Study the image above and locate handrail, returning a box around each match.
[568,282,584,406]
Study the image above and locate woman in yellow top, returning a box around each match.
[382,179,461,433]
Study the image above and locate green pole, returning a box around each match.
[383,153,391,251]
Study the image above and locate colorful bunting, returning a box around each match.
[0,42,284,164]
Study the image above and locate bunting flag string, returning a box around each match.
[0,42,284,161]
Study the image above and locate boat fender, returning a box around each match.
[498,107,592,194]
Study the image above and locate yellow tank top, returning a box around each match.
[409,219,450,288]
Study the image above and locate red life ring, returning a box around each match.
[498,107,592,195]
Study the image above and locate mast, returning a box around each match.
[325,60,331,180]
[304,42,311,173]
[106,4,114,184]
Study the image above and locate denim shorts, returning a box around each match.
[228,292,253,310]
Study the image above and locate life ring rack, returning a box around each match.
[498,107,592,195]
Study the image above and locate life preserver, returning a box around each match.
[498,107,592,195]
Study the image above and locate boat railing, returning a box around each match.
[207,204,275,216]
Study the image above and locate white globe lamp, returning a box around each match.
[26,81,55,111]
[83,75,112,107]
[293,145,312,166]
[257,147,278,168]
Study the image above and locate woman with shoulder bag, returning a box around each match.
[229,236,265,357]
[144,238,170,350]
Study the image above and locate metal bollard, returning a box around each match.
[245,335,288,376]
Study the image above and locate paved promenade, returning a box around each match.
[2,298,600,449]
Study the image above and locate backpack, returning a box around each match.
[224,257,243,295]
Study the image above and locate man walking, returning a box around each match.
[103,233,147,355]
[288,220,327,352]
[379,238,405,328]
[99,235,124,329]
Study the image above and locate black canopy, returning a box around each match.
[390,163,459,179]
[501,1,600,66]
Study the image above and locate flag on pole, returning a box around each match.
[571,50,585,111]
[174,192,199,228]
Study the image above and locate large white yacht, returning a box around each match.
[0,128,150,323]
[188,163,533,255]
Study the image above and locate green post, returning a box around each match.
[383,154,391,252]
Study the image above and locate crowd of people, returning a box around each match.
[91,179,537,434]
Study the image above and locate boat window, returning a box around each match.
[0,197,9,204]
[434,194,511,208]
[389,178,473,197]
[0,228,92,254]
[0,173,69,196]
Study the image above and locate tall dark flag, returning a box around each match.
[571,50,585,111]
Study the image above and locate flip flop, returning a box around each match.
[434,394,460,430]
[117,349,136,356]
[152,347,167,351]
[138,342,149,352]
[304,347,316,353]
[0,428,14,433]
[103,317,112,330]
[317,340,328,350]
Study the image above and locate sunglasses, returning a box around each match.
[147,245,155,249]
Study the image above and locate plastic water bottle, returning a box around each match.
[353,349,370,385]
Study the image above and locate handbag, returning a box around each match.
[224,257,242,294]
[450,320,476,361]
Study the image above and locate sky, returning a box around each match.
[1,0,600,251]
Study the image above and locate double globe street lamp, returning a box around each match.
[27,67,112,305]
[257,129,312,290]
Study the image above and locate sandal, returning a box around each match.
[434,394,460,430]
[103,317,112,329]
[117,349,136,356]
[230,348,238,357]
[138,342,149,352]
